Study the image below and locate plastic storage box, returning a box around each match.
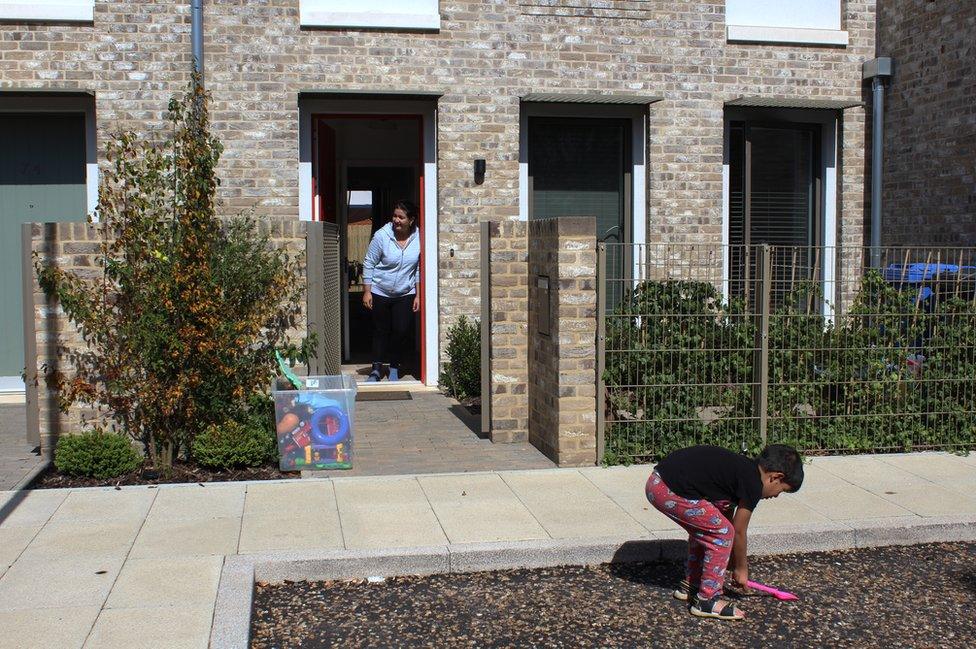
[272,374,356,471]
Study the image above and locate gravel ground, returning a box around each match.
[251,542,976,649]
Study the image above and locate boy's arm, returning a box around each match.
[730,503,753,590]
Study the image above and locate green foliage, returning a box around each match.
[440,316,481,401]
[603,272,976,465]
[54,430,142,479]
[36,76,307,468]
[191,419,277,469]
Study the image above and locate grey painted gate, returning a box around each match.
[306,221,342,375]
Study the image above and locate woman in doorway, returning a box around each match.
[362,200,421,382]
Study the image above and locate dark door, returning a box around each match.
[0,113,88,379]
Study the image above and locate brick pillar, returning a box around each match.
[527,217,598,466]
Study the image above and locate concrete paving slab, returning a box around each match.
[578,464,676,531]
[238,512,344,554]
[19,520,142,560]
[749,495,834,527]
[791,484,915,521]
[333,477,448,550]
[50,489,156,524]
[811,455,931,492]
[243,481,336,517]
[105,556,223,609]
[0,606,100,649]
[418,473,549,544]
[129,517,241,559]
[877,453,976,489]
[0,554,124,610]
[146,484,245,521]
[875,484,976,517]
[0,526,39,578]
[500,471,647,539]
[850,514,976,548]
[84,606,213,649]
[0,489,68,529]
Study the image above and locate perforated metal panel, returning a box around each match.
[306,222,342,375]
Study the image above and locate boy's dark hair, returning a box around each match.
[757,444,804,492]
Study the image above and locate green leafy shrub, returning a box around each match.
[54,430,142,479]
[603,281,758,464]
[603,271,976,465]
[35,77,308,469]
[191,420,276,469]
[441,316,481,401]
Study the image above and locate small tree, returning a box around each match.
[37,78,307,469]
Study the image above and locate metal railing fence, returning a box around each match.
[597,243,976,463]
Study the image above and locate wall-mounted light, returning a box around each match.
[474,158,486,185]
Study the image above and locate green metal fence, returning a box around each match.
[597,243,976,463]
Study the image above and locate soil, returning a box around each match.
[251,541,976,649]
[29,461,299,489]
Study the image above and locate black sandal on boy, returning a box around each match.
[690,595,745,621]
[672,579,698,604]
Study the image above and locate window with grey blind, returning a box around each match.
[528,116,629,245]
[728,122,822,303]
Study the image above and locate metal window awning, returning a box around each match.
[726,96,863,110]
[521,92,663,105]
[0,87,94,96]
[298,89,443,101]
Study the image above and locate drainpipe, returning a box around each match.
[192,0,204,83]
[863,57,893,267]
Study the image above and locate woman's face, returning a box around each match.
[392,208,414,234]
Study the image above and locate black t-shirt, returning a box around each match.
[655,445,763,512]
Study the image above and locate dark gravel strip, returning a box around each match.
[251,542,976,649]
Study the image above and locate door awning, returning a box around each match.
[521,92,663,105]
[298,89,443,101]
[726,96,863,110]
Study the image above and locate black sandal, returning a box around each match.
[690,595,744,621]
[672,579,699,603]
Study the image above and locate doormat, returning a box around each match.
[356,391,413,402]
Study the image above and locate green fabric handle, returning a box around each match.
[275,350,303,389]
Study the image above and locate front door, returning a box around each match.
[313,115,424,382]
[0,113,88,384]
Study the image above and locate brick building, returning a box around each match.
[2,0,873,399]
[877,0,975,247]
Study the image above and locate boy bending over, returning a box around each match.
[646,444,803,620]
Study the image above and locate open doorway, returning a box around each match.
[313,115,424,383]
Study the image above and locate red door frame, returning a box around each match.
[312,114,427,383]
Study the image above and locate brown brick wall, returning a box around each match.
[878,0,976,246]
[2,0,876,371]
[485,220,529,443]
[26,217,310,452]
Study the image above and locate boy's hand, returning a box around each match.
[731,566,752,593]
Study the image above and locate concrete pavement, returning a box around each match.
[1,452,976,649]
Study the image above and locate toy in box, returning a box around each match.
[272,374,356,471]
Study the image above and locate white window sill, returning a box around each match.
[727,25,848,46]
[300,10,440,30]
[0,2,92,21]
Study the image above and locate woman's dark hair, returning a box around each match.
[393,200,419,230]
[757,444,804,492]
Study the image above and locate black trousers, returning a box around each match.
[371,293,414,368]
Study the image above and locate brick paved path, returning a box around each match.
[0,404,44,491]
[307,390,555,477]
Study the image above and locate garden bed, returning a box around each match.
[28,461,299,489]
[251,541,975,648]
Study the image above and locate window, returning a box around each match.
[300,0,440,30]
[726,0,847,46]
[728,122,823,304]
[0,0,93,22]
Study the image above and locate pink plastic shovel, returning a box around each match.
[747,580,799,601]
